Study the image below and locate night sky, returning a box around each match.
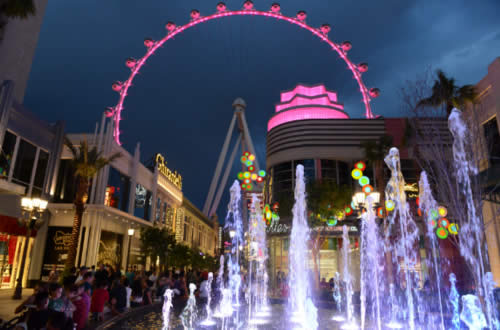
[24,0,500,220]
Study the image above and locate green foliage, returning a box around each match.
[306,180,352,228]
[418,69,478,115]
[140,226,177,269]
[168,243,191,269]
[64,137,121,179]
[1,0,36,19]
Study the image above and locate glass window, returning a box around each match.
[0,131,16,177]
[12,139,37,186]
[155,198,161,222]
[162,202,168,224]
[106,167,130,212]
[338,161,350,185]
[134,183,152,220]
[53,159,76,203]
[183,223,188,241]
[34,150,49,189]
[483,117,500,166]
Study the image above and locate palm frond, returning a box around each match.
[64,136,78,159]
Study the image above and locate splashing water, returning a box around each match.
[162,289,173,330]
[288,165,317,329]
[199,272,216,327]
[418,171,445,329]
[181,283,197,329]
[449,273,460,330]
[461,294,487,329]
[384,147,420,329]
[341,225,357,329]
[360,195,382,330]
[331,272,345,322]
[225,181,243,308]
[449,108,499,329]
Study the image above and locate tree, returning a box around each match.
[140,226,176,272]
[168,243,191,270]
[417,69,477,117]
[0,0,36,40]
[64,138,121,271]
[306,179,352,290]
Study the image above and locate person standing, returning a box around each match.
[109,278,127,315]
[90,281,109,321]
[72,284,90,330]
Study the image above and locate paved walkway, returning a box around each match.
[0,288,32,323]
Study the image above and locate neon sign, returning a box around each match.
[155,153,182,190]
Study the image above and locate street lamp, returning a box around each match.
[352,192,381,211]
[13,197,48,299]
[126,228,135,273]
[229,229,236,238]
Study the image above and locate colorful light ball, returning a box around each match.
[362,184,373,194]
[266,211,272,220]
[244,151,250,157]
[246,183,253,190]
[436,227,448,239]
[386,200,395,211]
[440,218,450,228]
[246,160,253,167]
[327,218,338,227]
[248,165,255,172]
[429,219,437,228]
[258,170,266,177]
[256,176,263,183]
[251,173,258,181]
[237,172,244,180]
[417,208,422,217]
[240,156,247,163]
[244,178,251,184]
[377,207,384,218]
[448,223,459,235]
[430,209,439,221]
[355,161,366,171]
[438,206,447,217]
[351,169,363,180]
[243,171,251,179]
[359,176,370,186]
[248,154,255,161]
[416,197,420,206]
[345,206,353,216]
[241,183,246,190]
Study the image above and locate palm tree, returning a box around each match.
[0,0,36,40]
[64,138,121,271]
[417,70,477,116]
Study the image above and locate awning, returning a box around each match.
[0,215,37,237]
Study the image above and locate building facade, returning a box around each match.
[265,84,431,290]
[0,80,65,288]
[467,57,500,286]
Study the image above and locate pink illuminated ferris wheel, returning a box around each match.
[107,1,380,145]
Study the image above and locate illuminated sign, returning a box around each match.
[155,153,182,190]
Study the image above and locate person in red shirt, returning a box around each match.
[72,283,90,329]
[90,281,109,321]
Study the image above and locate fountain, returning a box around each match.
[331,272,345,322]
[199,272,216,327]
[449,108,499,329]
[288,164,318,330]
[340,225,357,329]
[162,289,173,330]
[384,147,421,329]
[449,273,460,330]
[181,283,197,329]
[359,195,382,330]
[418,171,445,329]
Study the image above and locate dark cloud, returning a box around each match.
[24,0,500,220]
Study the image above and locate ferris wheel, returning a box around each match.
[106,1,380,146]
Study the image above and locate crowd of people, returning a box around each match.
[9,264,217,330]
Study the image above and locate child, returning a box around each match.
[48,283,64,312]
[90,281,109,321]
[27,291,50,330]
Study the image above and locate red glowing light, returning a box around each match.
[109,7,377,144]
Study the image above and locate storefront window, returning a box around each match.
[155,198,161,222]
[12,139,37,188]
[32,150,49,197]
[134,183,151,221]
[0,131,17,177]
[106,167,130,212]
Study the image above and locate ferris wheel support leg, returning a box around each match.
[239,112,261,172]
[203,113,237,216]
[209,134,241,217]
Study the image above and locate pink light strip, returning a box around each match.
[110,8,375,145]
[267,107,349,131]
[276,95,344,112]
[280,85,338,103]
